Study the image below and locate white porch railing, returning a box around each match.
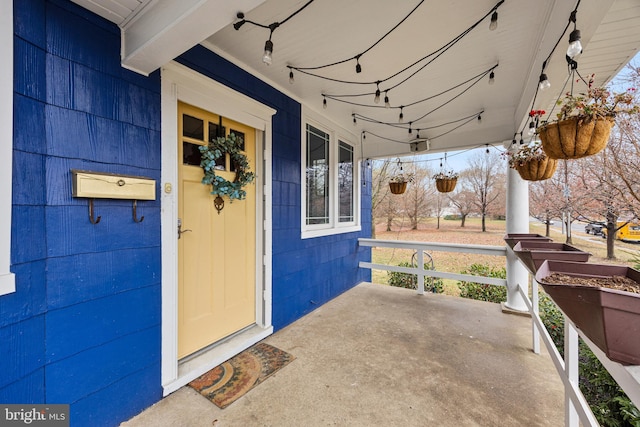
[358,238,640,427]
[358,238,507,294]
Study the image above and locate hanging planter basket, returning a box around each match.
[389,181,408,194]
[538,116,614,160]
[435,177,457,193]
[514,157,558,181]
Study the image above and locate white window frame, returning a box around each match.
[301,107,361,239]
[0,0,16,296]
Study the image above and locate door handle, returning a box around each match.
[177,219,192,239]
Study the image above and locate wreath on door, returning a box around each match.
[199,133,255,202]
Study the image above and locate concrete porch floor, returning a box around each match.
[122,282,564,426]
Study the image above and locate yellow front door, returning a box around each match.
[177,102,256,359]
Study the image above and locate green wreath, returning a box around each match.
[199,133,255,201]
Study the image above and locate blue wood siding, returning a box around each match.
[4,0,371,425]
[6,0,162,425]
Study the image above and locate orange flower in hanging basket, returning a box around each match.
[389,181,408,194]
[515,157,558,181]
[538,116,614,159]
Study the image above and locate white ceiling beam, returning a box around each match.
[120,0,267,76]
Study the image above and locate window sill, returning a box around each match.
[302,225,361,239]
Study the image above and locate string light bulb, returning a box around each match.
[398,107,404,123]
[352,114,357,126]
[362,131,366,140]
[538,73,551,91]
[408,123,413,135]
[374,82,381,104]
[528,121,536,136]
[477,114,482,124]
[489,11,498,31]
[323,97,327,109]
[289,69,294,84]
[519,132,524,145]
[384,92,390,109]
[486,144,490,154]
[566,10,582,59]
[355,56,362,73]
[489,71,495,85]
[262,40,273,65]
[567,29,582,58]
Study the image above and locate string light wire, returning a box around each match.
[291,0,427,73]
[290,0,504,95]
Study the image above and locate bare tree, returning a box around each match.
[465,151,504,232]
[530,178,565,237]
[573,150,639,258]
[403,162,434,230]
[563,66,640,256]
[447,186,475,227]
[371,159,393,237]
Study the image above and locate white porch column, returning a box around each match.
[505,148,529,312]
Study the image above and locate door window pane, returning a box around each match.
[183,114,203,140]
[338,141,354,222]
[306,125,330,225]
[183,142,202,166]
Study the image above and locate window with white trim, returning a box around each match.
[302,116,360,238]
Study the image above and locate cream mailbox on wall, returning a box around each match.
[71,169,156,224]
[72,169,156,200]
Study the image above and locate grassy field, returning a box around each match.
[371,217,640,295]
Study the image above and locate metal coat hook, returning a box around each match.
[89,199,101,224]
[132,200,144,223]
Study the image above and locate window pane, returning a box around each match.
[183,141,202,166]
[338,141,354,223]
[183,114,203,140]
[306,125,329,225]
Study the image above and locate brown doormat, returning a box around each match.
[188,342,295,409]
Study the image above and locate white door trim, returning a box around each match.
[160,62,275,395]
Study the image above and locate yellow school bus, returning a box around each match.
[602,222,640,242]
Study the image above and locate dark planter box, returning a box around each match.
[513,241,590,275]
[536,260,640,365]
[504,233,552,249]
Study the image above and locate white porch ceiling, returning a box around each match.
[74,0,640,159]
